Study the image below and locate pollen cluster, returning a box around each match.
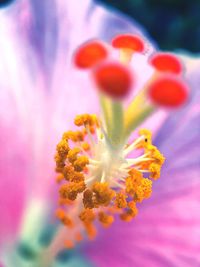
[55,114,165,246]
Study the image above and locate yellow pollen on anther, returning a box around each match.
[120,201,138,222]
[79,209,97,239]
[134,178,152,202]
[74,114,99,127]
[83,189,94,209]
[115,192,127,209]
[56,139,70,156]
[73,155,89,172]
[60,181,86,201]
[149,163,161,180]
[92,182,115,207]
[67,148,81,163]
[55,113,165,245]
[98,211,114,227]
[81,142,90,151]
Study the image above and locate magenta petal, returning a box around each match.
[0,122,28,246]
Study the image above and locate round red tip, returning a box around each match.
[74,40,108,69]
[112,34,145,52]
[93,62,133,99]
[148,76,188,107]
[149,53,183,74]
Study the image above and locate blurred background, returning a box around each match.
[1,0,200,52]
[96,0,200,53]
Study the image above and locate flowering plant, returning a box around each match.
[0,1,200,267]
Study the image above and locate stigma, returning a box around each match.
[55,114,164,245]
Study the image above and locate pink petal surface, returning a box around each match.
[83,189,200,267]
[0,0,151,246]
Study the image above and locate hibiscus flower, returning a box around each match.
[0,1,199,267]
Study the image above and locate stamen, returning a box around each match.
[55,113,165,244]
[123,135,145,156]
[98,212,114,228]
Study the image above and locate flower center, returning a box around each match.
[87,134,126,186]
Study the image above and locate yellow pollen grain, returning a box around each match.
[83,189,94,209]
[133,178,152,202]
[125,176,137,197]
[56,139,69,155]
[63,131,78,142]
[134,186,144,202]
[79,209,96,223]
[129,168,143,183]
[74,114,99,127]
[74,114,90,126]
[147,145,165,164]
[75,131,85,141]
[71,172,85,183]
[82,142,90,151]
[98,212,114,228]
[62,165,74,181]
[141,178,152,198]
[67,147,81,163]
[73,155,89,172]
[55,153,66,172]
[59,182,86,201]
[120,201,138,222]
[115,192,127,208]
[149,163,161,180]
[92,182,115,207]
[85,223,97,240]
[79,209,97,239]
[128,201,138,214]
